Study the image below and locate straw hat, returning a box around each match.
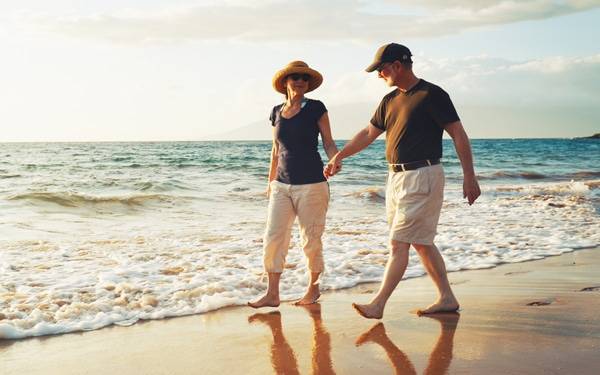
[272,61,323,94]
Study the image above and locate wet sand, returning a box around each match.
[1,247,599,374]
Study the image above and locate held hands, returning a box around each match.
[324,154,343,179]
[463,175,481,205]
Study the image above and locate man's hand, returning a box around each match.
[324,154,343,178]
[463,175,481,205]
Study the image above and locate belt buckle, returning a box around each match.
[392,163,405,172]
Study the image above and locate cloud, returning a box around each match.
[316,53,600,108]
[225,52,600,139]
[18,0,600,43]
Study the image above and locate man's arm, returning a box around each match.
[324,124,383,177]
[444,121,480,205]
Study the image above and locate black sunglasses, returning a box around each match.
[376,62,391,73]
[288,73,310,82]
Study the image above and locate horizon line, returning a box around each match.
[1,136,598,144]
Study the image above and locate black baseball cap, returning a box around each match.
[365,43,413,72]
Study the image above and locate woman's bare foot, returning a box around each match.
[248,293,280,309]
[352,302,384,319]
[293,287,321,305]
[417,297,459,315]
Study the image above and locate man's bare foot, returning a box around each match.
[293,288,321,305]
[352,302,383,319]
[248,294,280,309]
[355,322,387,346]
[416,297,459,315]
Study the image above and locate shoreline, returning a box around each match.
[2,247,600,374]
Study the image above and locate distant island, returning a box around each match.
[575,133,600,139]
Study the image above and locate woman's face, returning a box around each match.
[285,73,310,95]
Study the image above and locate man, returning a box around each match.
[324,43,481,319]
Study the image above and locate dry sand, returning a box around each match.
[1,248,599,374]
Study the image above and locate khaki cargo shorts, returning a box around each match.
[386,164,444,245]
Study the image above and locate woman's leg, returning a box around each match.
[249,181,295,308]
[248,272,282,308]
[294,182,329,305]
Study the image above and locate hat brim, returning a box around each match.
[272,67,323,94]
[365,60,382,73]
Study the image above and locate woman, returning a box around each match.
[249,61,340,308]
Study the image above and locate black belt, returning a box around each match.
[389,158,440,172]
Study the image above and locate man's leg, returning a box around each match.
[353,240,410,319]
[412,243,459,314]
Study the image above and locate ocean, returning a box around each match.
[1,139,599,339]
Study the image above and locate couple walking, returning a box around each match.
[248,43,481,318]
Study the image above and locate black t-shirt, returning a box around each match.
[370,79,459,164]
[270,99,328,184]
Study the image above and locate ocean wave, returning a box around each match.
[478,171,547,180]
[345,187,386,203]
[112,156,133,162]
[7,191,181,207]
[133,180,193,192]
[570,171,600,179]
[494,180,600,194]
[478,170,600,181]
[0,174,21,179]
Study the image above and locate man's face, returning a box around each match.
[377,62,399,87]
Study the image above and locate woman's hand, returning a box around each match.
[324,154,343,178]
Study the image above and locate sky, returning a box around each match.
[0,0,599,141]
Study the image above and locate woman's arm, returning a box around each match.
[317,112,339,160]
[267,127,279,196]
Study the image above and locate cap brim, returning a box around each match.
[365,61,381,73]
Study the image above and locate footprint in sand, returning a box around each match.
[526,299,555,306]
[504,271,530,276]
[579,286,600,292]
[450,280,469,285]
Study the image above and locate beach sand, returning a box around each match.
[1,248,599,374]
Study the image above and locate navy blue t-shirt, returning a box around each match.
[270,99,327,185]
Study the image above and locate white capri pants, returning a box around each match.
[263,180,329,273]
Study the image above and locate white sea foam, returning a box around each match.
[1,178,599,340]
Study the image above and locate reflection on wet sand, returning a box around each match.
[355,313,460,375]
[248,304,335,375]
[248,311,299,375]
[303,304,335,375]
[248,309,458,375]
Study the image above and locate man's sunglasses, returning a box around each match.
[376,62,391,73]
[288,73,310,82]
